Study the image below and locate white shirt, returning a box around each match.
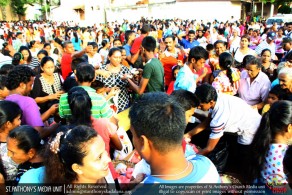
[88,53,102,68]
[209,94,262,145]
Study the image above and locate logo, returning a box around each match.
[266,174,287,194]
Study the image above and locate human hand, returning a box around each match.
[49,104,59,115]
[183,133,192,143]
[49,91,63,100]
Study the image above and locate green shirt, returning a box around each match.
[59,86,113,119]
[142,58,164,92]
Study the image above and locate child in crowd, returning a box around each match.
[261,84,287,115]
[166,65,181,95]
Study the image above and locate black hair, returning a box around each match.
[44,125,97,183]
[172,65,181,80]
[40,56,54,68]
[124,30,135,42]
[206,44,214,52]
[188,46,209,62]
[113,38,121,45]
[7,66,35,90]
[76,63,95,83]
[73,32,78,43]
[62,41,72,49]
[269,84,287,100]
[219,52,234,85]
[141,25,150,34]
[188,30,195,35]
[164,35,175,41]
[129,92,185,153]
[71,57,88,72]
[43,43,51,49]
[8,125,42,153]
[249,101,292,182]
[170,90,199,111]
[285,51,292,61]
[0,75,7,90]
[12,52,23,65]
[142,36,156,52]
[37,49,49,57]
[67,87,92,126]
[91,80,105,90]
[87,42,98,49]
[242,55,256,69]
[0,100,22,129]
[261,48,271,56]
[108,47,121,57]
[246,57,262,69]
[101,40,108,47]
[54,37,63,46]
[195,83,218,103]
[19,46,32,63]
[0,64,14,75]
[29,40,36,49]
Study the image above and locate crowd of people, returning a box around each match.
[0,16,291,193]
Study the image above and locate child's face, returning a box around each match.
[0,87,9,100]
[96,87,106,94]
[121,50,127,60]
[266,93,279,105]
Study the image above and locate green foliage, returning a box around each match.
[278,4,292,13]
[10,0,38,16]
[0,0,10,6]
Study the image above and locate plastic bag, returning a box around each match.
[114,127,133,160]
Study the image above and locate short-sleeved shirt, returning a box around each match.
[6,94,44,127]
[238,71,271,106]
[174,65,197,93]
[59,86,113,119]
[130,35,145,55]
[141,155,220,184]
[179,38,199,49]
[123,44,131,57]
[209,94,262,145]
[142,58,164,92]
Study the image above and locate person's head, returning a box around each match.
[170,90,199,123]
[197,29,203,37]
[195,84,217,111]
[246,57,262,79]
[68,87,92,126]
[188,30,196,42]
[172,65,181,80]
[71,57,88,73]
[43,43,51,54]
[240,34,250,48]
[266,85,287,105]
[125,30,135,44]
[7,66,35,96]
[12,52,24,66]
[63,41,74,54]
[0,100,22,132]
[260,49,272,64]
[19,46,32,63]
[278,67,292,92]
[206,43,214,53]
[40,56,55,76]
[164,35,175,52]
[250,101,292,181]
[188,46,208,69]
[7,125,42,165]
[108,47,122,67]
[113,39,122,47]
[141,25,150,35]
[37,49,48,62]
[101,40,110,49]
[91,80,106,94]
[0,64,14,75]
[129,92,186,162]
[282,37,292,52]
[29,40,37,49]
[266,31,276,44]
[214,40,227,56]
[75,63,95,84]
[16,32,22,39]
[0,75,9,99]
[45,125,110,183]
[87,42,98,55]
[142,36,156,53]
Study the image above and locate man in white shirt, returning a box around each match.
[255,31,276,60]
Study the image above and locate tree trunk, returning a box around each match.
[0,6,7,21]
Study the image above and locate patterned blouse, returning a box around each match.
[96,65,131,113]
[30,73,62,114]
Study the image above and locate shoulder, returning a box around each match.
[19,166,45,184]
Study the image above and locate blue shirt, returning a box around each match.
[123,44,131,57]
[174,65,197,93]
[179,39,200,49]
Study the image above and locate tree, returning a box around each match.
[10,0,38,20]
[0,0,10,20]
